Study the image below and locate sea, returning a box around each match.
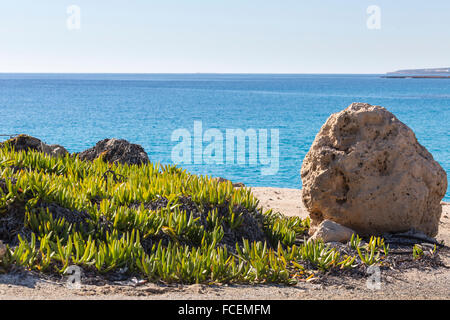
[0,73,449,201]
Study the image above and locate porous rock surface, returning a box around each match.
[301,103,447,237]
[78,138,149,165]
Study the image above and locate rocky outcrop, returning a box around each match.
[215,177,245,188]
[309,220,355,243]
[1,135,68,157]
[41,144,69,157]
[1,135,150,165]
[78,138,149,165]
[301,103,447,237]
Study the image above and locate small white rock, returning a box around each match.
[309,220,356,243]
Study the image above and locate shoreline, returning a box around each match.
[250,186,450,216]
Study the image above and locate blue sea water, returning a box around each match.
[0,73,449,200]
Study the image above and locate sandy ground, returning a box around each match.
[250,187,307,218]
[0,187,449,300]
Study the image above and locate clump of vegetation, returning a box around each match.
[349,234,389,265]
[0,145,444,284]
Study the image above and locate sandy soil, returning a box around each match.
[250,187,307,218]
[0,187,449,300]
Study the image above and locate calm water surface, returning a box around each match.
[1,74,449,200]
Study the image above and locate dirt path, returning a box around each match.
[1,188,449,300]
[1,261,448,300]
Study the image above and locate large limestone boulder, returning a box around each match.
[78,138,149,165]
[301,103,447,237]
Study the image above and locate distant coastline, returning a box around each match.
[383,67,450,79]
[382,75,450,79]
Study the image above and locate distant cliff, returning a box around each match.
[384,67,450,78]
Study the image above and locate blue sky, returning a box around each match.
[0,0,449,73]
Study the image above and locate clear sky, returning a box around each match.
[0,0,449,73]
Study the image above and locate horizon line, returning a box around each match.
[0,72,385,75]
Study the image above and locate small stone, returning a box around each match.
[309,220,356,243]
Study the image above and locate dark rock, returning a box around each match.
[41,144,69,157]
[1,134,68,157]
[215,177,246,188]
[78,138,149,166]
[1,134,41,152]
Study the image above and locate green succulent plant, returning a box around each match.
[0,145,388,284]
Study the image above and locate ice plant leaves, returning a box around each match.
[0,145,388,284]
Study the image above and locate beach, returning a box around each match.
[1,187,449,300]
